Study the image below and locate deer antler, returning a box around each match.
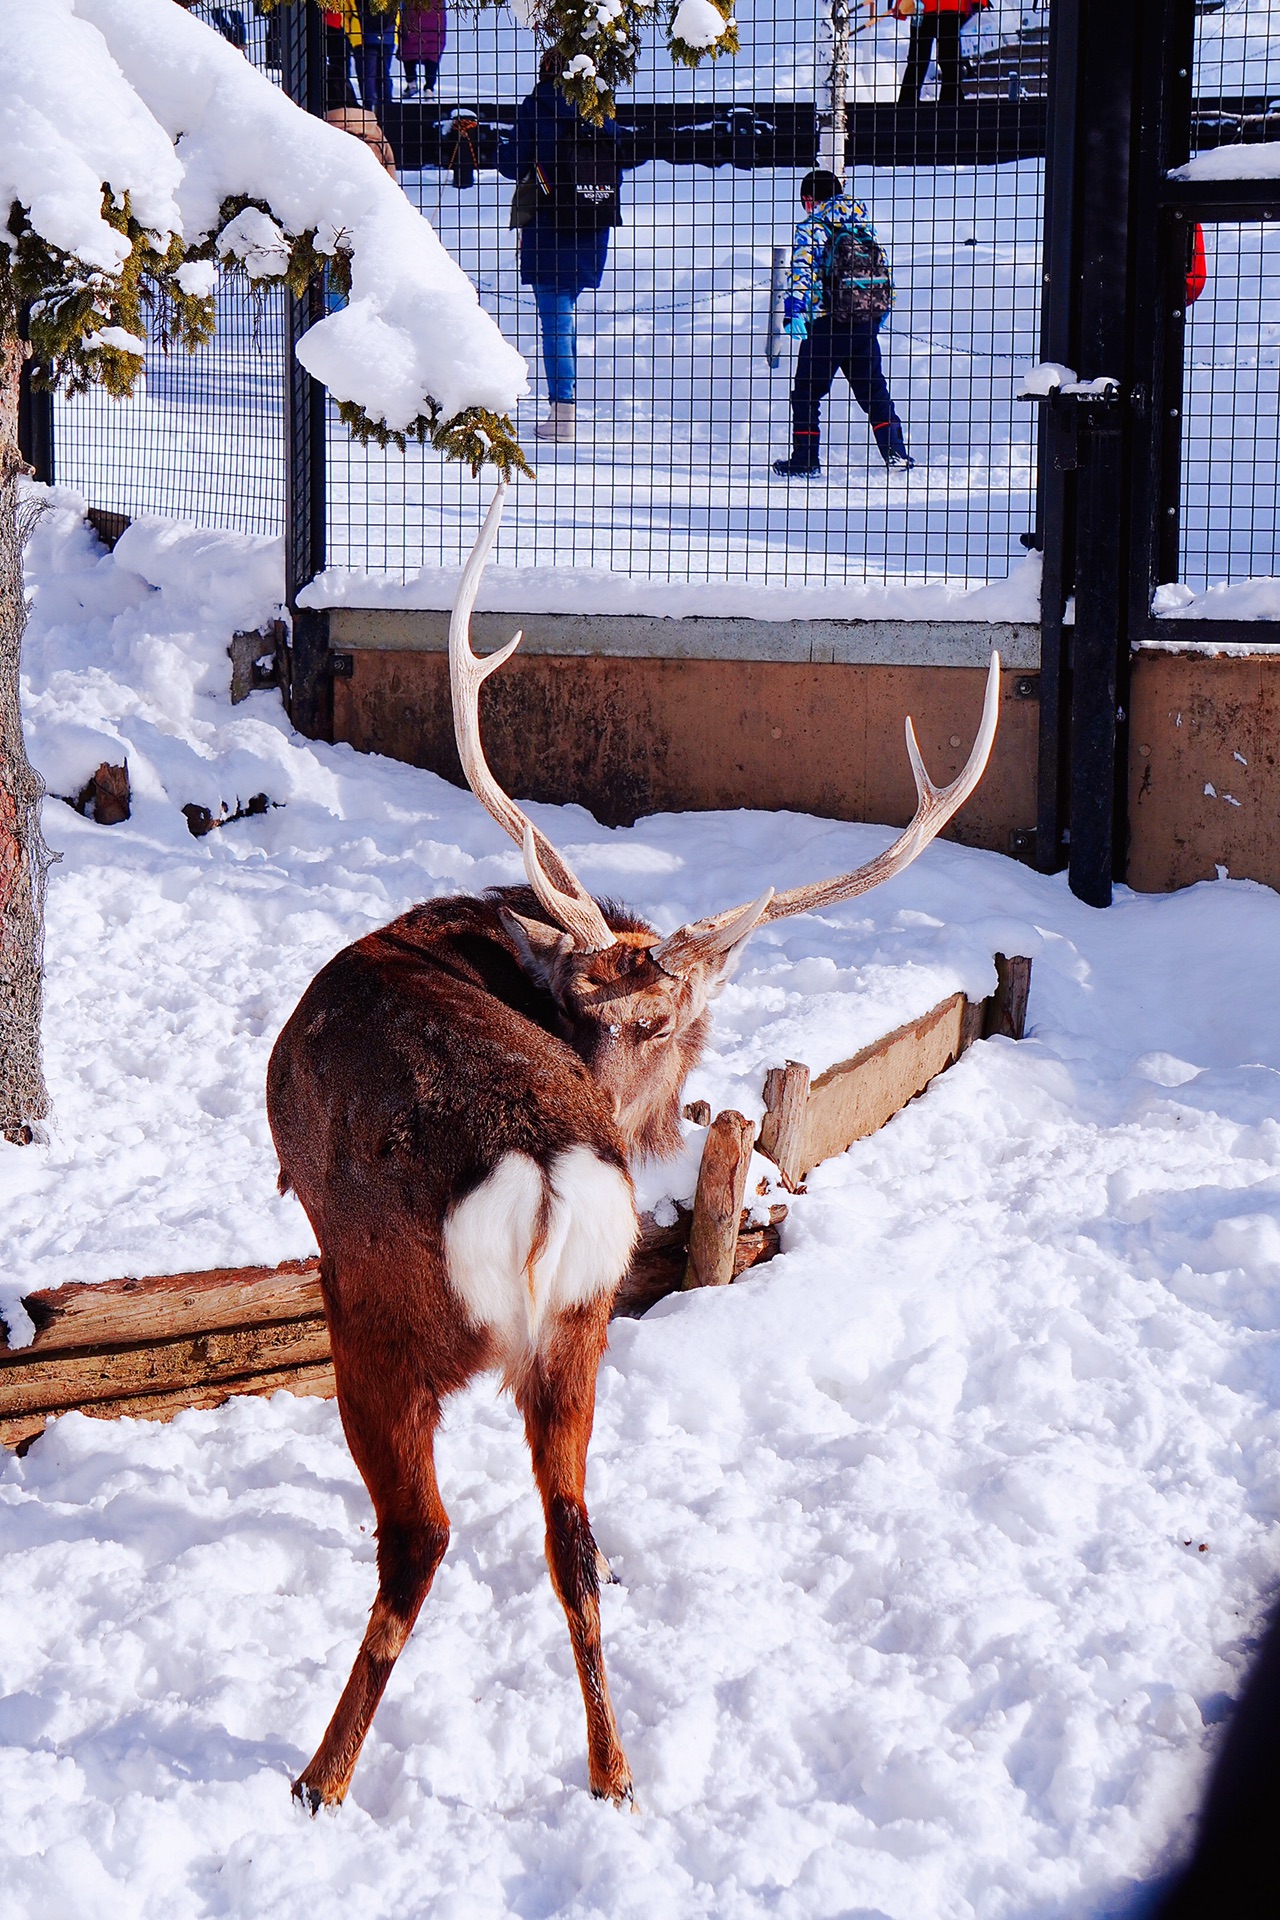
[651,652,1001,972]
[450,486,617,953]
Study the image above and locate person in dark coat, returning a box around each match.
[497,50,622,445]
[896,0,989,108]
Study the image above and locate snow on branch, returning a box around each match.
[1,0,529,475]
[439,0,737,122]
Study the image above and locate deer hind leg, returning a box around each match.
[516,1300,633,1808]
[295,1371,450,1814]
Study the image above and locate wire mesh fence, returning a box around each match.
[1176,2,1280,594]
[62,0,1280,614]
[51,279,287,541]
[41,1,1056,599]
[329,0,1048,590]
[1180,217,1280,593]
[41,3,1280,605]
[48,4,287,541]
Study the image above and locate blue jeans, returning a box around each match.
[357,37,393,119]
[534,286,578,404]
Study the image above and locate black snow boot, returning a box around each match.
[873,418,913,469]
[773,430,820,478]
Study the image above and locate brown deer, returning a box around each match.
[267,485,1000,1815]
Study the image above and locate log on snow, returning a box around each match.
[758,955,1033,1183]
[683,1110,758,1291]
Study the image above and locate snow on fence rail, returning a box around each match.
[0,956,1029,1454]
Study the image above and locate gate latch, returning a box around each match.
[1015,364,1121,406]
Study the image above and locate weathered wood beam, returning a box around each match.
[984,952,1033,1041]
[2,1258,323,1359]
[758,1060,811,1189]
[0,1193,788,1448]
[682,1110,757,1291]
[0,1361,337,1454]
[0,1313,331,1419]
[800,990,969,1176]
[757,954,1033,1184]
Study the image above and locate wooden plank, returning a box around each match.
[0,1198,790,1446]
[0,1315,331,1417]
[758,1060,811,1189]
[983,952,1033,1040]
[798,991,968,1177]
[683,1111,757,1290]
[1,1258,323,1358]
[614,1203,786,1318]
[0,1361,338,1454]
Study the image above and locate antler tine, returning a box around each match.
[449,486,616,952]
[658,653,1002,960]
[757,649,1002,921]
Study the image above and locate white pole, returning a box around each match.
[818,0,852,179]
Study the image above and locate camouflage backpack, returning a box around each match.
[827,224,893,323]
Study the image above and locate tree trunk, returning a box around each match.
[0,329,51,1141]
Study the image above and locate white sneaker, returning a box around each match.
[534,401,576,444]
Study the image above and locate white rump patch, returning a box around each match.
[443,1147,636,1361]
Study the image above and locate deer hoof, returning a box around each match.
[591,1769,635,1810]
[595,1548,621,1587]
[292,1774,340,1816]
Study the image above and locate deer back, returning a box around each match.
[267,890,651,1375]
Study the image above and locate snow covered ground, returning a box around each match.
[5,494,1280,1916]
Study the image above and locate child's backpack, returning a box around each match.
[826,224,893,323]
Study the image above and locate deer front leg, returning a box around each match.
[518,1306,633,1808]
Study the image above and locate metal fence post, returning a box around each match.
[1126,0,1197,632]
[1035,0,1184,907]
[1033,0,1081,880]
[282,0,332,741]
[16,319,53,484]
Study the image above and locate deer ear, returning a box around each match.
[500,906,574,986]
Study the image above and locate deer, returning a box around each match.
[266,483,1001,1815]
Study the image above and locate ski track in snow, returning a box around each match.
[3,500,1280,1915]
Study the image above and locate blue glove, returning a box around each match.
[783,297,808,341]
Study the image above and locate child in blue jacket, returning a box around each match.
[773,171,912,478]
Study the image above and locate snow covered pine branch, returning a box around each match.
[1,0,529,466]
[490,0,738,121]
[0,0,530,1138]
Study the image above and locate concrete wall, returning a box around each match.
[1129,645,1280,892]
[327,611,1041,852]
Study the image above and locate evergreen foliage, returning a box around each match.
[0,180,532,482]
[1,195,215,398]
[261,0,739,123]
